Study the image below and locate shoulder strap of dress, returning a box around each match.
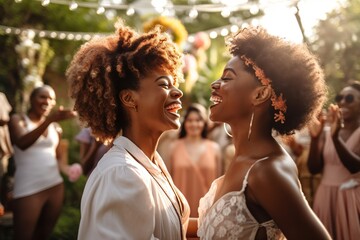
[20,114,29,128]
[241,157,269,192]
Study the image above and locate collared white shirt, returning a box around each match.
[78,136,190,240]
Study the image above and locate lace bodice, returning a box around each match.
[197,158,285,240]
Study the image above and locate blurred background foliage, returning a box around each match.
[310,0,360,100]
[1,0,360,239]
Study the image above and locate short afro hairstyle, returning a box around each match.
[228,27,327,135]
[67,20,183,143]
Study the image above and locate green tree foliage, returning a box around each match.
[0,0,128,108]
[311,0,360,96]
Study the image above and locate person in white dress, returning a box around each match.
[0,92,12,215]
[9,85,80,240]
[191,26,331,239]
[67,20,190,239]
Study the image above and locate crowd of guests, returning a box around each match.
[0,20,359,240]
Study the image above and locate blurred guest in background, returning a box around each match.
[169,103,222,217]
[0,92,13,216]
[75,127,110,177]
[308,81,360,240]
[9,85,80,240]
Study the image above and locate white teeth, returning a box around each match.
[210,96,222,104]
[166,103,181,110]
[41,105,48,110]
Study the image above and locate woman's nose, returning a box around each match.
[211,80,221,89]
[171,86,183,98]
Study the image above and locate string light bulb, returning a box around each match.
[249,5,259,15]
[221,8,231,18]
[220,28,229,36]
[126,7,135,16]
[189,8,198,19]
[230,25,239,33]
[209,31,218,39]
[69,1,78,11]
[41,0,50,6]
[96,6,105,14]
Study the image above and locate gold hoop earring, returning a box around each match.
[248,111,254,141]
[223,123,233,138]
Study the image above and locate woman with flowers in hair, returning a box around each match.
[67,20,190,239]
[193,27,331,239]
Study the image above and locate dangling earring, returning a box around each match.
[247,111,254,141]
[223,123,233,138]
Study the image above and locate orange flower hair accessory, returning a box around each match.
[240,55,287,124]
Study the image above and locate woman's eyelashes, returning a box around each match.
[220,75,233,81]
[157,78,170,89]
[220,72,234,81]
[160,82,170,89]
[157,76,175,89]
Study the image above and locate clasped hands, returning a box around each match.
[308,104,343,139]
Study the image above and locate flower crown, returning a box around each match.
[240,55,287,124]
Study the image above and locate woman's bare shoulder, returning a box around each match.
[249,154,299,190]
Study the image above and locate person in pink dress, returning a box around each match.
[169,103,222,217]
[308,81,360,240]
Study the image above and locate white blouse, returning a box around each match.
[78,136,190,240]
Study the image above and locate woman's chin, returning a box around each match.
[163,120,181,132]
[171,120,181,129]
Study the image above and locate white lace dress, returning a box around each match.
[197,159,286,240]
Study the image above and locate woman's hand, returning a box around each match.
[67,163,83,182]
[47,106,77,123]
[308,112,326,138]
[327,104,343,138]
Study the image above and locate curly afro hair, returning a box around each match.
[67,20,183,143]
[228,27,327,135]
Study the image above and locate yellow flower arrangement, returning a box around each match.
[143,16,188,47]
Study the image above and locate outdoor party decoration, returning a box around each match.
[15,30,54,111]
[182,54,199,94]
[143,16,188,47]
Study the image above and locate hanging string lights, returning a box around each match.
[0,22,243,41]
[14,0,263,14]
[2,0,298,42]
